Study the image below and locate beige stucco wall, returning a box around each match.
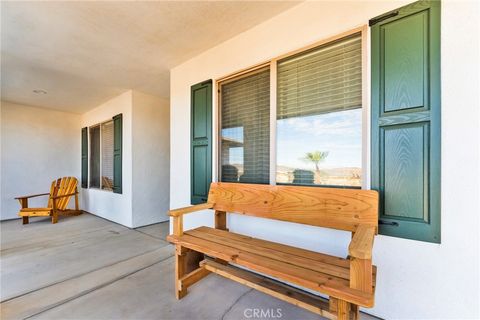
[132,91,170,227]
[0,101,80,220]
[169,1,480,319]
[80,90,170,228]
[80,91,134,227]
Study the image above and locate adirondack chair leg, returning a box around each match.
[175,245,188,299]
[74,189,79,211]
[51,211,58,224]
[20,199,29,224]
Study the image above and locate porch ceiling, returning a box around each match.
[0,1,300,113]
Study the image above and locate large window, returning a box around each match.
[89,120,114,191]
[219,67,270,184]
[277,33,362,187]
[217,30,363,188]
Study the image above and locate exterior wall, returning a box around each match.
[0,101,80,220]
[1,92,169,228]
[79,90,170,228]
[132,91,170,227]
[80,91,133,227]
[170,1,480,319]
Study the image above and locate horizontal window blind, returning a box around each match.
[277,33,362,119]
[220,68,270,184]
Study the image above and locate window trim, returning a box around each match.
[88,118,114,192]
[214,25,368,189]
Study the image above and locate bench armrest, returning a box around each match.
[348,225,375,259]
[168,203,214,217]
[15,193,50,200]
[169,203,215,237]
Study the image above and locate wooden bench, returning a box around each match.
[166,182,378,320]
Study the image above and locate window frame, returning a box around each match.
[88,118,115,192]
[217,64,271,184]
[215,25,368,189]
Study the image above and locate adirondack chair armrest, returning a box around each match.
[168,203,215,217]
[51,192,79,200]
[348,225,376,259]
[15,193,50,200]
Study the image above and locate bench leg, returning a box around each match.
[337,300,351,320]
[348,257,372,320]
[22,216,29,225]
[214,210,229,265]
[351,304,360,320]
[176,248,209,298]
[175,245,188,299]
[329,297,338,313]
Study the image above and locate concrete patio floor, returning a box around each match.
[1,213,378,320]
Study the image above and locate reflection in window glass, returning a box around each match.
[276,33,362,187]
[276,109,362,186]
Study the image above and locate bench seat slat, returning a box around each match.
[187,228,350,280]
[168,227,375,307]
[191,227,376,283]
[168,233,349,288]
[196,226,350,268]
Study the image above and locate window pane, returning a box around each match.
[220,68,270,184]
[89,126,100,188]
[277,109,362,187]
[277,33,362,187]
[101,121,114,191]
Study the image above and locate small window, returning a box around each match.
[219,67,270,184]
[89,125,100,188]
[89,120,114,191]
[276,33,362,187]
[101,121,114,191]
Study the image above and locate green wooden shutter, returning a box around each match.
[81,127,88,188]
[113,114,123,194]
[371,0,440,243]
[191,80,212,204]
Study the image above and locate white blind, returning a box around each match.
[89,126,100,188]
[277,33,362,119]
[101,121,114,190]
[220,68,270,184]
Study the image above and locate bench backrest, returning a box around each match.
[207,182,378,232]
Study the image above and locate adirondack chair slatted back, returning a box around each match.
[47,177,78,210]
[47,181,56,208]
[207,182,378,232]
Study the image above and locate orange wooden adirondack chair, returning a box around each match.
[16,177,82,224]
